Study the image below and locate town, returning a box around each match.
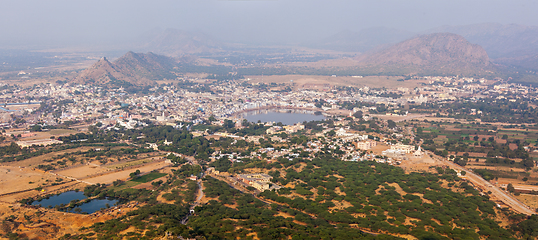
[2,74,538,239]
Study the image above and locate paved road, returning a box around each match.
[428,152,535,216]
[209,174,272,205]
[181,179,205,225]
[193,180,204,209]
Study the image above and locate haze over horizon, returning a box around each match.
[2,0,538,49]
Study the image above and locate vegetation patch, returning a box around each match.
[131,172,167,183]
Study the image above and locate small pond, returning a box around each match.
[32,191,118,214]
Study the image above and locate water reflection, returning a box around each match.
[242,109,325,125]
[32,191,118,214]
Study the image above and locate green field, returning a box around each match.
[131,172,167,183]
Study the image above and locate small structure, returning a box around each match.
[266,126,283,135]
[283,124,304,133]
[356,140,377,150]
[236,173,280,191]
[148,143,159,151]
[390,143,415,153]
[413,146,424,157]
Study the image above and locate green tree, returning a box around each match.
[387,120,396,129]
[507,183,515,193]
[353,111,363,119]
[130,169,141,179]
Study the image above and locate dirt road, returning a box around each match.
[428,152,536,216]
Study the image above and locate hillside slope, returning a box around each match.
[357,33,493,76]
[74,52,178,87]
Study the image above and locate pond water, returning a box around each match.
[242,109,325,125]
[75,198,118,214]
[32,191,118,214]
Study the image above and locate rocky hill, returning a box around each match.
[74,57,127,86]
[424,23,538,73]
[357,33,493,76]
[113,51,177,80]
[426,23,538,59]
[74,52,178,87]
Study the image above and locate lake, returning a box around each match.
[242,109,325,125]
[32,191,118,214]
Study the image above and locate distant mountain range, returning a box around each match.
[314,23,538,72]
[76,33,494,86]
[130,24,538,69]
[137,29,224,57]
[309,27,415,53]
[76,24,538,86]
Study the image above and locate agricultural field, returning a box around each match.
[410,118,538,195]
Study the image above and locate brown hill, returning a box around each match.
[357,33,493,75]
[74,52,178,87]
[113,51,177,81]
[75,57,127,86]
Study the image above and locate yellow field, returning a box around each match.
[54,165,108,179]
[84,161,170,185]
[104,156,165,170]
[247,75,428,89]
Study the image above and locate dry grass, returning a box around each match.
[247,74,427,89]
[104,157,159,170]
[54,165,108,179]
[83,160,169,185]
[515,194,538,212]
[0,166,56,195]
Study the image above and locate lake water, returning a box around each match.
[32,191,118,214]
[243,109,325,125]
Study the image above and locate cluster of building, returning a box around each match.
[1,75,536,132]
[236,173,281,191]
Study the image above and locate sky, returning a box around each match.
[1,0,538,49]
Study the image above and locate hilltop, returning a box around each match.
[427,23,538,59]
[74,52,178,87]
[356,33,493,76]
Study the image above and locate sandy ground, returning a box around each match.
[54,165,108,179]
[370,114,428,123]
[515,194,538,211]
[83,161,170,185]
[0,200,139,240]
[0,180,85,203]
[247,74,427,89]
[0,166,56,195]
[103,156,164,170]
[398,154,440,173]
[369,143,390,154]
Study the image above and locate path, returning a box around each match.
[192,180,204,209]
[181,178,205,225]
[428,151,536,216]
[208,174,272,205]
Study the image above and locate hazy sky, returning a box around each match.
[2,0,538,48]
